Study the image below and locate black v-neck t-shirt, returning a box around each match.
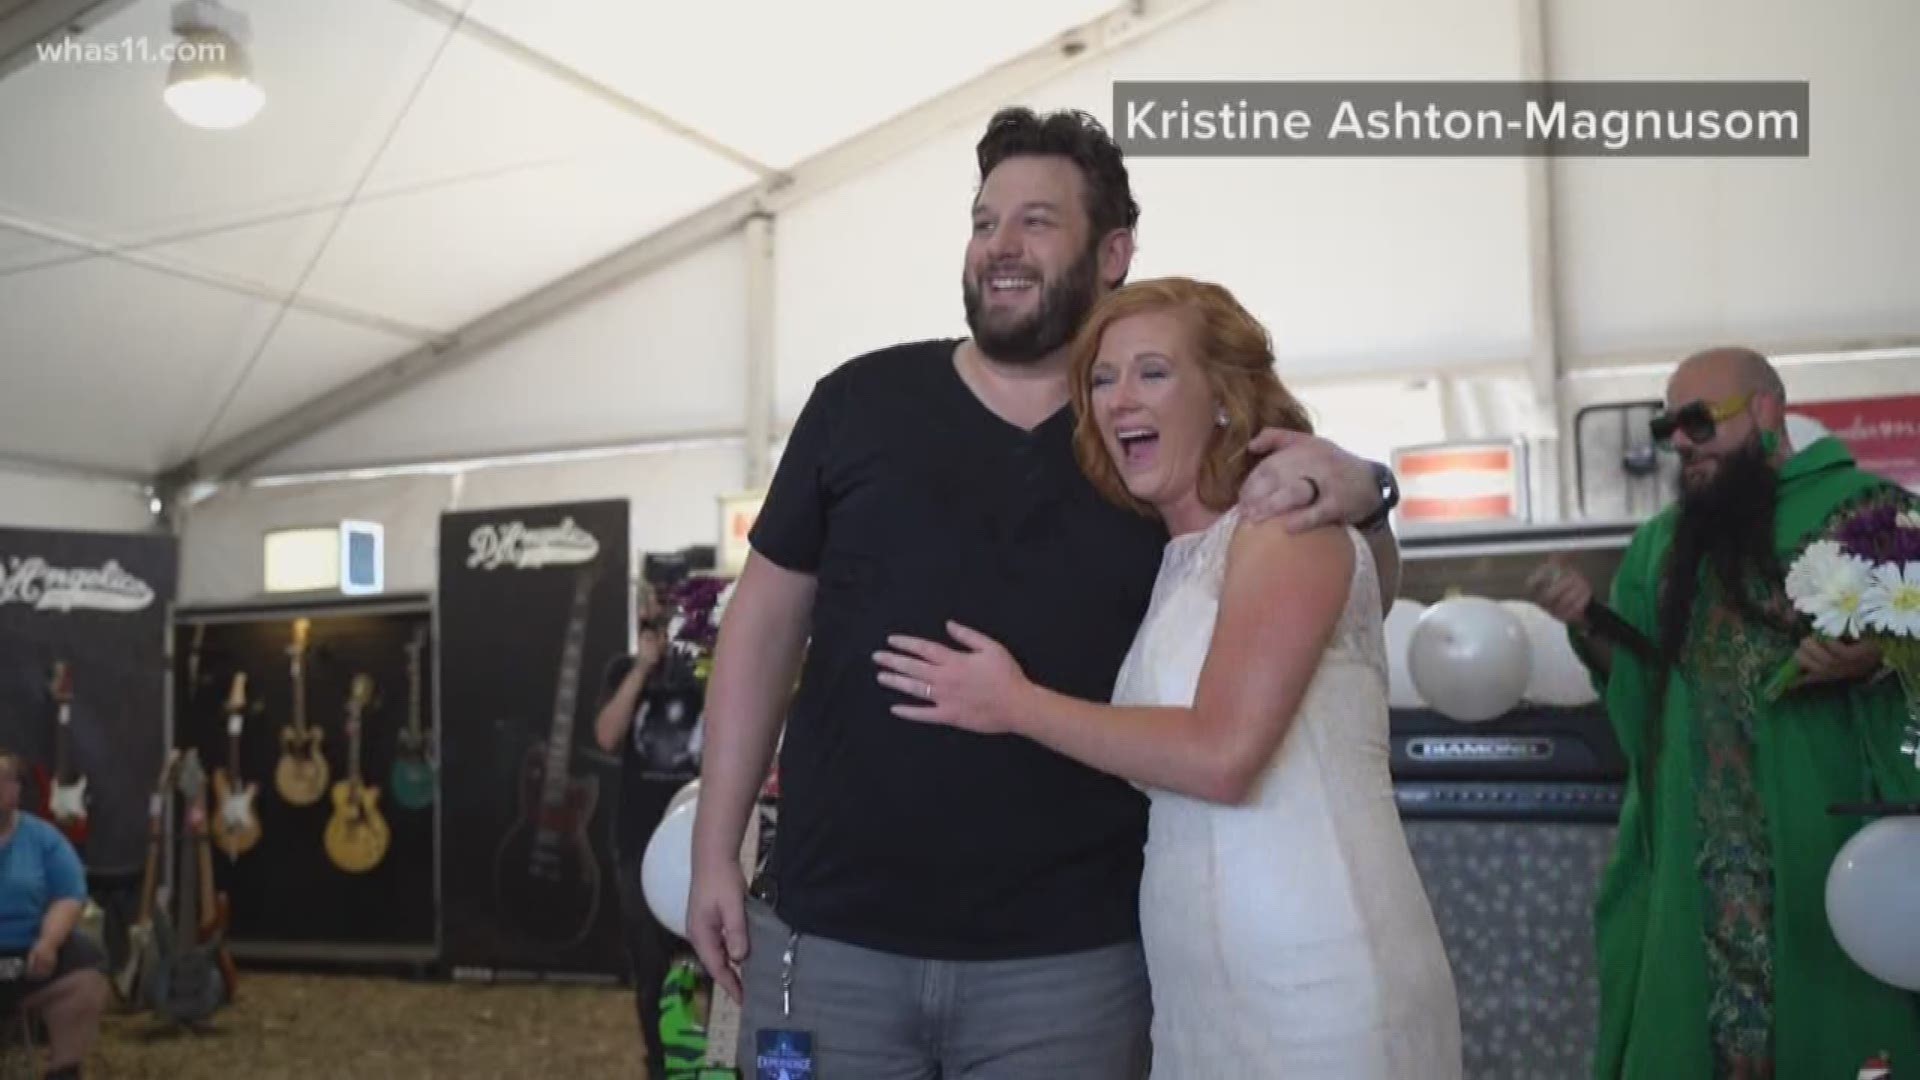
[749,338,1168,960]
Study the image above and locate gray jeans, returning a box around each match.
[736,897,1151,1079]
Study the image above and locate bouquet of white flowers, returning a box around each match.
[1775,504,1920,760]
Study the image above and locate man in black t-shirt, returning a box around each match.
[688,108,1404,1077]
[593,581,703,1077]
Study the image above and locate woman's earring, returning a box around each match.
[1215,406,1229,428]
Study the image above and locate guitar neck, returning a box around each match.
[407,641,424,740]
[177,799,199,931]
[135,794,164,923]
[196,820,215,926]
[228,722,242,777]
[54,705,71,781]
[541,575,595,806]
[292,657,307,734]
[349,720,363,785]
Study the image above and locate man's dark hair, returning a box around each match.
[975,107,1139,239]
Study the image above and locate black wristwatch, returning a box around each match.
[1354,461,1399,533]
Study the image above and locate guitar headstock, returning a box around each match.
[224,672,248,715]
[157,748,182,789]
[49,661,71,705]
[175,749,206,802]
[148,749,182,825]
[347,674,374,721]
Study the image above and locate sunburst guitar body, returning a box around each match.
[323,674,389,874]
[275,619,329,807]
[274,728,328,807]
[209,674,261,860]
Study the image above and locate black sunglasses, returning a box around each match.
[1649,393,1751,447]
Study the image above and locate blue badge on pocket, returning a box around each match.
[756,1028,815,1079]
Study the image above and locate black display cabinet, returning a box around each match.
[172,593,438,964]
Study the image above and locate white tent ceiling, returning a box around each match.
[0,0,1139,485]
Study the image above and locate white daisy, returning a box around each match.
[1786,540,1880,637]
[1786,540,1849,605]
[1861,562,1920,640]
[1785,540,1879,638]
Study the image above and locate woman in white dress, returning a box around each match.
[873,276,1462,1079]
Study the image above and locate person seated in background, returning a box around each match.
[0,747,108,1079]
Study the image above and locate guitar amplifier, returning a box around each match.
[1392,703,1626,1079]
[1381,520,1641,1076]
[1391,702,1627,785]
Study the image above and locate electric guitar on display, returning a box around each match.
[144,750,231,1026]
[209,673,262,860]
[274,618,329,806]
[185,623,207,703]
[390,627,435,811]
[323,674,390,874]
[493,565,604,948]
[113,749,180,1005]
[45,661,90,847]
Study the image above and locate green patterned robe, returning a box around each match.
[1579,436,1920,1079]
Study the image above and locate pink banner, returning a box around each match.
[1791,394,1920,490]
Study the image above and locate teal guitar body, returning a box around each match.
[393,628,435,811]
[391,753,434,810]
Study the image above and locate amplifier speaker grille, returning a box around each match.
[1402,818,1617,1080]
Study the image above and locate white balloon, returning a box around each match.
[667,778,701,817]
[1383,600,1427,709]
[1408,596,1532,723]
[1501,600,1599,707]
[641,797,699,937]
[1827,816,1920,990]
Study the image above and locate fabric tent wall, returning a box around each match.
[0,470,155,534]
[176,443,742,605]
[178,473,453,605]
[773,0,1537,419]
[249,233,749,475]
[1550,0,1920,362]
[773,0,1918,437]
[166,0,1919,565]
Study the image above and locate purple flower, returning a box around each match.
[1833,503,1920,565]
[662,575,732,653]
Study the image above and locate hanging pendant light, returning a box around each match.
[164,1,263,130]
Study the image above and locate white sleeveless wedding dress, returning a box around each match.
[1116,508,1463,1078]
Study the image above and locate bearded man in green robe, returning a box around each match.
[1530,346,1920,1079]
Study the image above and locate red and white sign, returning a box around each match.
[718,491,765,575]
[1391,441,1528,525]
[1789,394,1920,491]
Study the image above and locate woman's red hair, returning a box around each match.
[1068,276,1313,517]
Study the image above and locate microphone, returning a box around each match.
[1582,600,1657,662]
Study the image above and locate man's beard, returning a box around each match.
[962,243,1100,365]
[1654,436,1787,666]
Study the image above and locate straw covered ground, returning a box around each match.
[56,970,646,1078]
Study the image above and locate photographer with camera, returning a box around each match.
[594,582,704,1076]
